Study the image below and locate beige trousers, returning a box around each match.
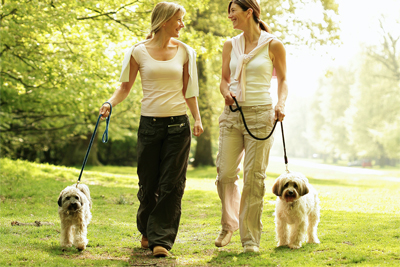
[216,105,274,247]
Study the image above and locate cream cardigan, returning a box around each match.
[118,39,199,99]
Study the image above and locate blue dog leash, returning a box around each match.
[76,102,112,186]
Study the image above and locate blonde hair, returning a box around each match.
[228,0,272,33]
[146,2,186,39]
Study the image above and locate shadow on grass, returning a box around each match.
[209,250,276,267]
[129,247,177,267]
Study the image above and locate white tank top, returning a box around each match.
[229,44,273,106]
[132,43,188,117]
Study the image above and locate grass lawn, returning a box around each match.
[1,158,399,266]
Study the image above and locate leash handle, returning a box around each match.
[77,102,112,185]
[229,96,289,170]
[101,101,112,143]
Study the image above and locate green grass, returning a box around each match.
[1,158,399,266]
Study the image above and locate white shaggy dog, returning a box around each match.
[58,183,92,251]
[272,172,320,249]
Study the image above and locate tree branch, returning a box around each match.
[5,122,89,133]
[0,8,17,21]
[77,1,140,20]
[1,71,48,89]
[0,44,11,57]
[59,27,74,54]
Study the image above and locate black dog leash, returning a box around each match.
[229,96,289,171]
[76,102,112,186]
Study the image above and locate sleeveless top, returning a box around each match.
[132,43,188,117]
[229,44,274,106]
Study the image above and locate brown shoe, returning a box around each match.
[141,236,148,249]
[153,246,168,257]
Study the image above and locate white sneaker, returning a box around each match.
[243,245,259,253]
[215,230,233,247]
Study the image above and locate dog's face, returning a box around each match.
[272,172,309,203]
[58,184,91,212]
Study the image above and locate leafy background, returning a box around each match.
[1,0,399,167]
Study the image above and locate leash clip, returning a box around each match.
[285,164,290,173]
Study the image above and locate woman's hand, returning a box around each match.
[193,120,204,137]
[223,90,236,106]
[99,102,111,119]
[274,103,285,121]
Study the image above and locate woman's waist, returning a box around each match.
[229,81,271,90]
[224,104,272,112]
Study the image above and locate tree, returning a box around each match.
[310,18,400,166]
[186,0,340,166]
[311,67,356,162]
[0,0,207,165]
[1,0,340,166]
[352,19,400,165]
[1,0,148,163]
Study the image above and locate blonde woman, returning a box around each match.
[99,2,203,257]
[215,0,288,252]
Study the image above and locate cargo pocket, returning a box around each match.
[219,110,234,129]
[167,122,187,135]
[137,185,146,203]
[251,172,266,197]
[175,179,186,199]
[138,128,156,143]
[247,109,271,130]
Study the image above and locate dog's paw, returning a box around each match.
[76,244,86,251]
[277,242,288,247]
[288,243,302,249]
[60,243,72,248]
[307,237,320,244]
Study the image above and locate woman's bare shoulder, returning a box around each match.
[224,39,232,47]
[223,39,233,53]
[269,39,285,53]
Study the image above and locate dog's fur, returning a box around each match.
[272,172,320,249]
[58,183,92,250]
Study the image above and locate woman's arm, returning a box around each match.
[183,61,203,137]
[269,39,288,121]
[220,39,235,106]
[99,55,139,118]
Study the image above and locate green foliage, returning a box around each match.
[1,158,400,266]
[1,0,340,165]
[185,0,341,165]
[0,0,148,163]
[311,67,356,161]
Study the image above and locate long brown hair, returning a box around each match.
[228,0,272,33]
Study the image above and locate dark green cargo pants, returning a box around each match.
[136,114,191,250]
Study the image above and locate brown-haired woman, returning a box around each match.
[99,2,203,257]
[215,0,288,252]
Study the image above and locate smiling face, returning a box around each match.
[164,11,185,38]
[228,3,248,30]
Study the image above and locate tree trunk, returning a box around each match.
[60,132,101,166]
[193,55,215,167]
